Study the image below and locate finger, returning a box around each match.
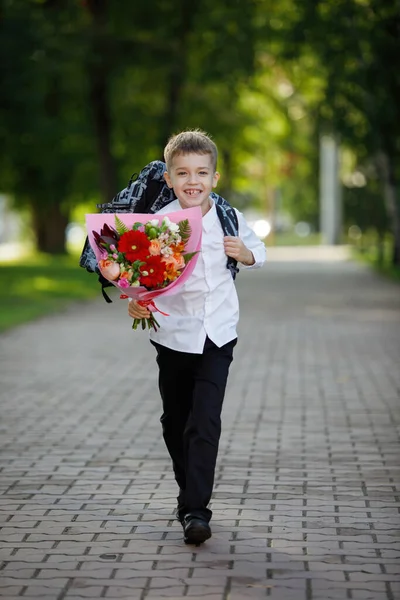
[224,238,240,247]
[224,241,240,250]
[128,306,149,317]
[225,250,240,259]
[130,311,150,319]
[224,243,239,253]
[129,300,150,316]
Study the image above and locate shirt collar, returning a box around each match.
[202,197,218,232]
[175,197,217,232]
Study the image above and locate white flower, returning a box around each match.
[159,233,169,244]
[168,221,179,233]
[149,219,159,227]
[162,217,179,233]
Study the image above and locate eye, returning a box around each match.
[199,171,208,175]
[177,171,187,176]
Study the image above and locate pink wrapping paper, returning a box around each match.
[85,206,202,305]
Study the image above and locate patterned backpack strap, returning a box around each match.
[113,160,175,214]
[79,161,176,302]
[141,161,176,214]
[79,173,141,275]
[212,193,240,280]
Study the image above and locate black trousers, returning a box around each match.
[151,336,237,522]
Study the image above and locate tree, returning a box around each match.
[0,1,94,252]
[1,0,319,254]
[276,0,400,263]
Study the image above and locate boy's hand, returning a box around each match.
[224,236,255,266]
[128,299,151,319]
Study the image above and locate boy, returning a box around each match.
[128,130,266,544]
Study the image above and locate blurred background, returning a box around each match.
[0,0,399,330]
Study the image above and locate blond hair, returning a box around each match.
[164,129,218,171]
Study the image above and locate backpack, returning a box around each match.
[79,160,239,302]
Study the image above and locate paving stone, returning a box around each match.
[1,259,400,600]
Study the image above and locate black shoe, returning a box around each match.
[175,507,184,524]
[183,515,211,545]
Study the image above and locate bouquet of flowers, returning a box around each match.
[85,207,202,330]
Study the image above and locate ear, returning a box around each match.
[164,171,173,188]
[212,171,220,188]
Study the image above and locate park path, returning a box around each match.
[0,251,399,600]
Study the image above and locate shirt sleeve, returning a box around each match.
[235,209,267,269]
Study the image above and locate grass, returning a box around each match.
[353,248,400,282]
[351,234,400,283]
[0,253,102,333]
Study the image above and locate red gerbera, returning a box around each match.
[118,230,150,262]
[139,255,166,288]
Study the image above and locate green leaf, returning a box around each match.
[178,219,192,243]
[132,259,146,268]
[115,215,130,235]
[183,251,199,264]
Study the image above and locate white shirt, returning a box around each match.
[149,199,266,353]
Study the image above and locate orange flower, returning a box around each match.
[173,253,185,270]
[162,255,179,268]
[149,240,162,256]
[98,259,120,281]
[163,253,185,271]
[170,242,185,253]
[164,262,179,282]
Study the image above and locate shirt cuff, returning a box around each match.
[239,246,266,269]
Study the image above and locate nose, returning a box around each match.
[187,172,200,184]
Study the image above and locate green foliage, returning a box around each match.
[0,0,263,252]
[1,0,397,261]
[183,251,199,264]
[352,234,400,282]
[114,215,130,235]
[344,183,389,235]
[273,0,400,259]
[282,0,400,157]
[178,220,192,243]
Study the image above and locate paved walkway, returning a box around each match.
[1,255,399,600]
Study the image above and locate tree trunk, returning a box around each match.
[86,0,117,203]
[376,151,400,266]
[218,148,233,199]
[157,0,199,149]
[376,230,385,266]
[31,2,69,255]
[32,203,69,254]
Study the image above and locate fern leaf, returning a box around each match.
[114,215,130,235]
[178,219,192,243]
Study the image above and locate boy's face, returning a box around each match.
[164,153,220,215]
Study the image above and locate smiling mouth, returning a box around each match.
[184,189,201,196]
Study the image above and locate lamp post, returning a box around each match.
[320,135,342,245]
